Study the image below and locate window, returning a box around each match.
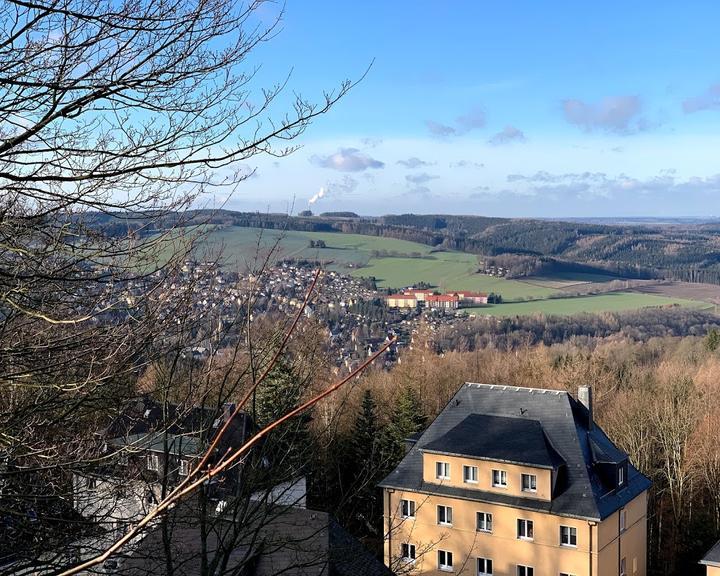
[437,505,453,526]
[620,509,627,532]
[146,453,159,472]
[438,550,453,572]
[477,557,493,575]
[463,465,478,484]
[560,525,577,547]
[618,466,625,486]
[436,461,451,480]
[179,459,189,476]
[521,473,537,492]
[560,573,576,576]
[517,519,534,540]
[476,511,493,532]
[620,557,626,576]
[492,469,507,488]
[86,477,97,490]
[517,565,533,576]
[400,499,416,518]
[401,543,416,562]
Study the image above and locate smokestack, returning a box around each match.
[578,386,593,431]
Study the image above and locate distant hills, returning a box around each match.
[89,210,720,286]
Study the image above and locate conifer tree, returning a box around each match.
[384,386,428,465]
[254,362,311,480]
[344,389,385,533]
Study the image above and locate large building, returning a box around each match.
[701,540,720,576]
[380,384,651,576]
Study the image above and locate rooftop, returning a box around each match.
[701,540,720,567]
[380,383,652,521]
[422,413,563,469]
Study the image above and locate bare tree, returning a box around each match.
[0,0,359,571]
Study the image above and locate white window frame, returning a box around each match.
[477,557,493,575]
[620,509,627,532]
[476,511,493,532]
[491,469,507,488]
[436,461,451,480]
[620,557,626,576]
[463,464,478,484]
[517,518,534,540]
[517,565,534,576]
[521,473,537,492]
[618,466,625,486]
[438,550,454,572]
[400,499,416,519]
[437,504,453,526]
[560,525,577,547]
[401,542,416,563]
[179,459,189,476]
[146,453,159,472]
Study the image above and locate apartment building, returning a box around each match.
[701,540,720,576]
[380,383,651,576]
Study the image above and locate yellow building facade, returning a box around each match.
[380,384,651,576]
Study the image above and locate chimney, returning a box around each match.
[578,386,593,431]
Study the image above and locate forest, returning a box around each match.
[312,326,720,575]
[89,210,720,286]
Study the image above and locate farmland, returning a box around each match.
[463,292,711,317]
[198,225,555,299]
[196,225,717,316]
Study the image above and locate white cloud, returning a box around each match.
[310,148,384,171]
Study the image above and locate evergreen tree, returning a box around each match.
[705,328,720,352]
[343,390,385,533]
[254,362,311,481]
[383,386,427,465]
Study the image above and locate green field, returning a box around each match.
[464,292,712,317]
[190,226,716,316]
[198,226,555,299]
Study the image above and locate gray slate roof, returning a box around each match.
[423,413,561,469]
[379,383,652,521]
[701,539,720,567]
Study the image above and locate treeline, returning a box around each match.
[83,209,720,286]
[315,330,720,575]
[433,308,720,352]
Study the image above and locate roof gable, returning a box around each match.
[422,413,562,469]
[380,383,651,521]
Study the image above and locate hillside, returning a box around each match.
[93,209,720,285]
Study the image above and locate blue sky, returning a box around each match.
[221,1,720,217]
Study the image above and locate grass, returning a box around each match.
[463,292,712,317]
[196,225,556,299]
[190,226,717,317]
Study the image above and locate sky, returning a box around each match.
[219,1,720,218]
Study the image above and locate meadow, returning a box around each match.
[197,225,716,316]
[463,292,711,317]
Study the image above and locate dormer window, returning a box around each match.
[492,469,507,488]
[436,461,450,480]
[521,473,537,492]
[618,465,624,486]
[463,465,478,484]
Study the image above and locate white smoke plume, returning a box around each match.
[308,187,325,205]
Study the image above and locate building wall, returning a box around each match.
[595,491,648,576]
[387,297,417,308]
[422,453,552,502]
[705,566,720,576]
[73,473,161,534]
[383,488,648,576]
